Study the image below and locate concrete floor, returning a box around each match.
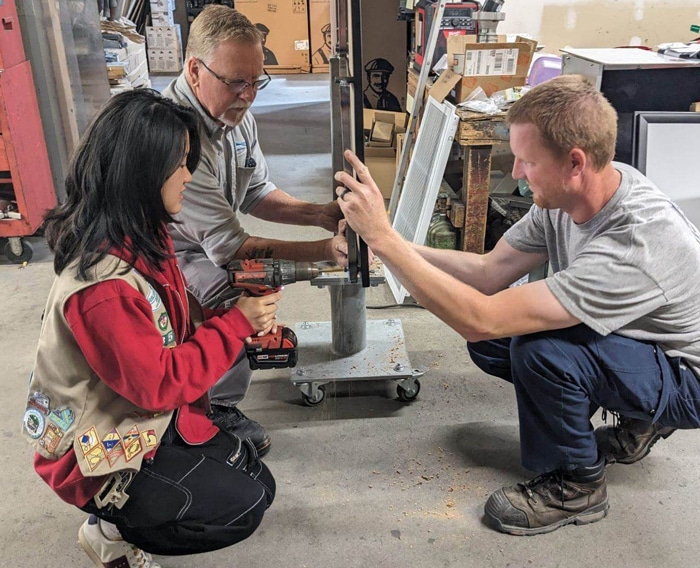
[1,74,699,567]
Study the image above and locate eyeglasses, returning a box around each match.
[197,59,271,93]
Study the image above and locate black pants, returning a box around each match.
[82,422,275,556]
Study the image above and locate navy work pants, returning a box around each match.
[82,421,275,556]
[467,324,700,473]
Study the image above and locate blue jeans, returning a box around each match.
[467,324,700,473]
[82,420,275,556]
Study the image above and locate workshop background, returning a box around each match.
[2,0,700,566]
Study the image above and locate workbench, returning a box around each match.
[447,108,509,253]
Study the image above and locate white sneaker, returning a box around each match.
[78,515,162,568]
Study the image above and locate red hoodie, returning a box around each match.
[34,236,254,507]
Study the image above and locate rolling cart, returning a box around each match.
[289,0,426,406]
[0,0,56,263]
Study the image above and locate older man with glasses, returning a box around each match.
[162,5,347,456]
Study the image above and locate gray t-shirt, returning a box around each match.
[505,162,700,376]
[161,74,277,267]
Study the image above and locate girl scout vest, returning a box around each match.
[22,255,177,477]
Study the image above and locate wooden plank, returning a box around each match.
[45,0,80,153]
[457,116,509,145]
[447,198,465,229]
[462,145,493,254]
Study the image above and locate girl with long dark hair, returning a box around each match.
[22,89,278,567]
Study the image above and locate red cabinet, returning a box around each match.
[0,0,56,262]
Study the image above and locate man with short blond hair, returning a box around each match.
[162,5,347,456]
[335,75,700,535]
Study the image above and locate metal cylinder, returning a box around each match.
[330,284,366,356]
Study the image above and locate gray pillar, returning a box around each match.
[330,284,366,356]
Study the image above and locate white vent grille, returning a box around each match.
[386,98,459,304]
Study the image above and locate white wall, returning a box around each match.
[498,0,700,54]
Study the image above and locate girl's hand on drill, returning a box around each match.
[236,292,281,336]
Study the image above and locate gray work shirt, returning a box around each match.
[161,74,277,267]
[505,162,700,378]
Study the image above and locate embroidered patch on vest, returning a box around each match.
[48,407,75,431]
[122,425,143,461]
[162,330,176,347]
[157,313,169,331]
[146,284,163,312]
[141,429,158,447]
[79,426,100,455]
[103,429,125,467]
[28,392,50,414]
[124,438,143,461]
[106,442,125,467]
[102,428,121,452]
[39,423,64,454]
[23,408,45,439]
[85,444,107,471]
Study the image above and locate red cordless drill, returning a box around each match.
[227,259,320,370]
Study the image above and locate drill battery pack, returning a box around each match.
[246,326,298,370]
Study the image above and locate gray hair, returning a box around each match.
[185,5,262,62]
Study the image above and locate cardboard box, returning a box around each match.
[309,0,331,73]
[361,0,407,112]
[148,48,183,73]
[235,0,311,74]
[151,11,174,27]
[365,147,397,199]
[447,35,536,101]
[406,66,433,113]
[149,0,175,14]
[429,69,461,103]
[363,108,408,146]
[370,119,395,146]
[146,25,182,51]
[362,108,407,199]
[691,102,700,112]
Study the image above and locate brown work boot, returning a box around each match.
[484,458,609,536]
[595,416,675,465]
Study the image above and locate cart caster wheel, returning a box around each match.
[4,239,33,264]
[397,379,421,402]
[302,384,325,406]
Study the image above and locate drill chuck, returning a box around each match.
[286,261,320,284]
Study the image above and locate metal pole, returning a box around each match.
[328,0,367,356]
[330,284,366,356]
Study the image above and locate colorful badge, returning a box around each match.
[141,429,158,448]
[162,330,175,347]
[102,428,122,452]
[122,425,139,446]
[158,313,169,331]
[124,437,143,462]
[146,284,162,312]
[28,392,50,414]
[23,408,45,439]
[84,444,107,471]
[79,426,100,455]
[39,424,64,454]
[48,407,74,431]
[106,442,125,467]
